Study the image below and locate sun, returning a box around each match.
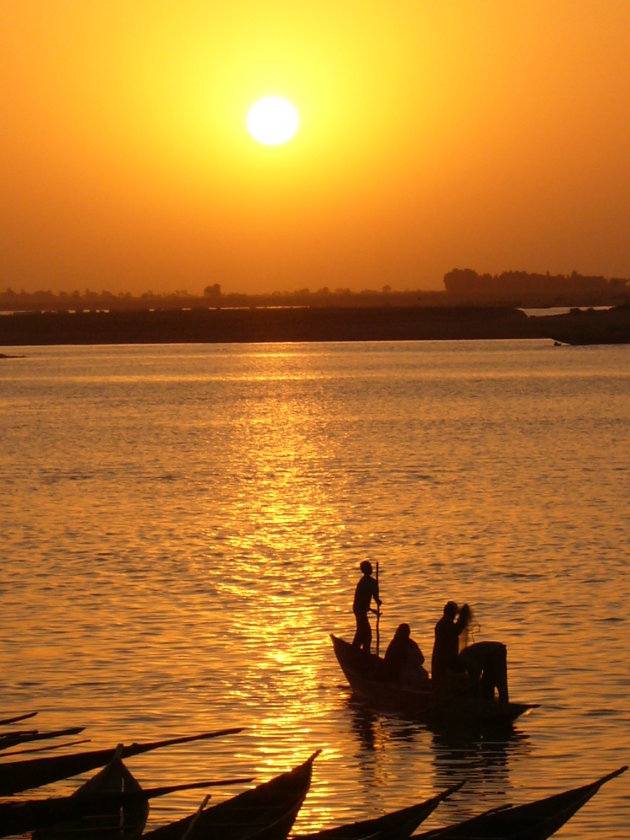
[247,97,299,146]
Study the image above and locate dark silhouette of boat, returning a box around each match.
[0,725,85,753]
[0,727,243,797]
[293,781,463,839]
[0,761,250,838]
[32,752,149,840]
[412,765,627,839]
[142,751,320,840]
[331,635,537,729]
[0,711,38,726]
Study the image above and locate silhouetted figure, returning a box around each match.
[352,561,381,653]
[432,601,510,703]
[384,623,429,687]
[459,641,510,704]
[431,601,472,691]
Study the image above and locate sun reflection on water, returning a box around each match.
[196,349,350,781]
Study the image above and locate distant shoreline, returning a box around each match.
[1,304,629,347]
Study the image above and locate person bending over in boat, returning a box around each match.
[384,623,429,687]
[431,601,510,703]
[352,561,382,653]
[459,640,510,704]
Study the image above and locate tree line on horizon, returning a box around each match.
[444,268,630,305]
[2,270,629,312]
[0,284,435,312]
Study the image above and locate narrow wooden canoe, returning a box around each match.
[414,765,627,839]
[0,737,91,757]
[293,781,464,840]
[0,711,38,726]
[331,635,537,729]
[33,752,149,840]
[142,751,320,840]
[0,727,243,796]
[0,726,85,752]
[0,775,253,837]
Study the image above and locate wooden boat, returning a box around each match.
[0,711,38,726]
[331,635,537,729]
[1,737,91,757]
[32,751,149,840]
[142,751,320,840]
[413,765,627,839]
[0,727,243,797]
[0,772,253,838]
[293,781,464,840]
[0,725,85,752]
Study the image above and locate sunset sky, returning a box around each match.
[3,1,630,295]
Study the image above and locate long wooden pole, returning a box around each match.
[375,561,380,657]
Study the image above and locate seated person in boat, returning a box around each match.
[352,561,382,653]
[384,623,429,687]
[431,601,509,702]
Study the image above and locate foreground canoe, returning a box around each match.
[331,635,537,728]
[33,753,149,840]
[0,725,85,752]
[0,711,38,726]
[0,772,253,838]
[142,751,320,840]
[0,727,243,796]
[414,765,627,839]
[293,781,464,840]
[1,737,91,758]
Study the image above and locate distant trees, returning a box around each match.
[0,284,431,313]
[443,268,630,306]
[2,269,629,314]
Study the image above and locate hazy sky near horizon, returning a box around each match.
[3,1,630,296]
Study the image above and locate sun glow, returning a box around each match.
[247,97,299,146]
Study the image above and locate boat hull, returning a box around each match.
[33,756,148,840]
[414,765,627,839]
[331,635,536,729]
[143,751,319,840]
[294,781,463,840]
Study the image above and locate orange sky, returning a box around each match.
[3,1,630,295]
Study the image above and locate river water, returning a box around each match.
[1,340,629,837]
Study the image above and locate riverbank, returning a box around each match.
[1,304,629,346]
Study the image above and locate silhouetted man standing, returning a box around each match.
[352,561,381,653]
[431,600,471,688]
